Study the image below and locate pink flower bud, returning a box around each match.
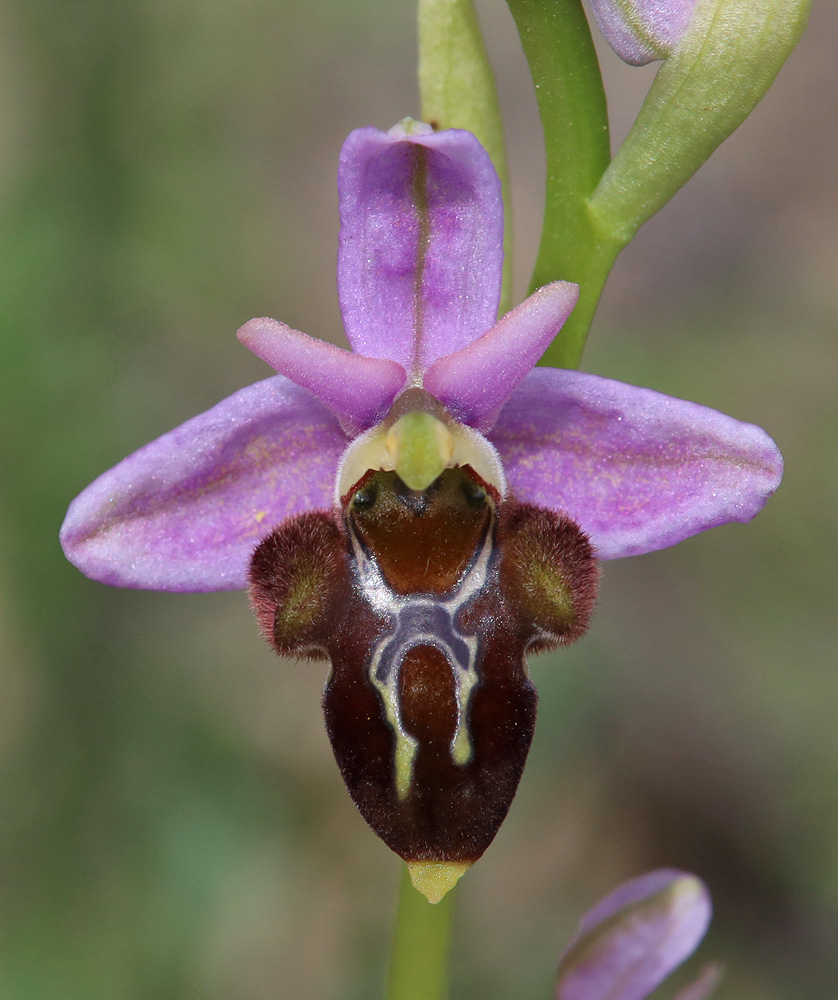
[588,0,697,64]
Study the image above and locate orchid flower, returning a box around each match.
[60,120,781,902]
[556,869,720,1000]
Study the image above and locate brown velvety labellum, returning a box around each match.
[249,511,350,659]
[248,467,599,867]
[497,502,600,651]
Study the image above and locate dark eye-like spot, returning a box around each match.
[352,481,379,511]
[461,477,487,508]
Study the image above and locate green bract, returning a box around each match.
[590,0,812,240]
[504,0,810,364]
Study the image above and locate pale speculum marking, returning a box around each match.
[347,513,496,801]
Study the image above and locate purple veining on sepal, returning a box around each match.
[60,378,348,592]
[337,124,503,376]
[588,0,697,65]
[556,869,712,1000]
[424,281,579,431]
[238,317,406,434]
[490,367,783,559]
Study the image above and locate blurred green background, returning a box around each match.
[1,1,835,997]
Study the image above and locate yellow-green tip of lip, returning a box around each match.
[387,411,454,492]
[406,860,471,904]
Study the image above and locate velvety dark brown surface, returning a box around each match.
[248,510,350,658]
[497,502,600,651]
[248,467,598,864]
[323,593,538,863]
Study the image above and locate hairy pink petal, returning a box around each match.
[337,122,503,377]
[556,869,712,1000]
[490,368,782,558]
[60,377,347,592]
[238,317,406,433]
[423,281,578,431]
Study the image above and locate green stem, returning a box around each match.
[505,0,621,368]
[418,0,513,315]
[388,865,456,1000]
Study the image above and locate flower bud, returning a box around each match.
[589,0,811,239]
[587,0,697,66]
[556,870,713,1000]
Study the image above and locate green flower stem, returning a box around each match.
[506,0,619,369]
[388,865,456,1000]
[418,0,513,315]
[540,237,626,368]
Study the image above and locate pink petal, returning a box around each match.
[556,869,712,1000]
[60,377,347,592]
[337,122,503,378]
[423,281,579,431]
[490,368,782,559]
[237,317,406,434]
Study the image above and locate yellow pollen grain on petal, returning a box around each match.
[386,411,454,491]
[407,860,472,904]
